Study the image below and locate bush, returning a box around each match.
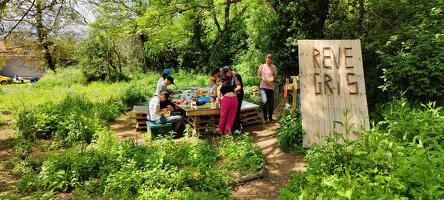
[14,93,124,148]
[379,98,444,150]
[279,100,444,199]
[277,108,304,154]
[120,81,151,107]
[35,68,85,88]
[15,131,265,198]
[219,134,265,175]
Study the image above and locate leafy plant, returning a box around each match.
[277,108,304,154]
[279,99,444,199]
[219,134,265,175]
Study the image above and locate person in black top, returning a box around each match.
[217,76,238,135]
[223,66,244,131]
[158,91,185,136]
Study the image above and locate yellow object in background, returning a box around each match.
[196,88,204,97]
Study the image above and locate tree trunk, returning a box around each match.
[35,0,56,72]
[139,33,149,72]
[311,0,330,38]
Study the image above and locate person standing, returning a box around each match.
[223,66,243,131]
[257,53,278,122]
[217,76,238,135]
[209,68,222,98]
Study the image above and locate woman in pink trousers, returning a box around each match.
[217,76,238,135]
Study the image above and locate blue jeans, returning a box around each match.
[260,88,274,121]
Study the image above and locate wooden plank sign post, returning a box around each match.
[298,40,370,147]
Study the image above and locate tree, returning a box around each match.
[0,0,85,71]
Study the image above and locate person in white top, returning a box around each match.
[156,69,172,95]
[257,53,278,122]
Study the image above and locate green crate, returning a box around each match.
[147,121,173,139]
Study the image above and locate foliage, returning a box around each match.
[219,134,265,175]
[279,99,444,199]
[79,32,127,82]
[277,108,304,154]
[322,0,444,107]
[3,68,263,198]
[13,132,264,198]
[14,94,115,148]
[378,1,444,103]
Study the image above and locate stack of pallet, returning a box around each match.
[185,115,217,135]
[133,106,148,132]
[240,109,263,126]
[239,101,264,126]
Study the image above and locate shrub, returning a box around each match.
[279,100,444,199]
[120,81,150,107]
[379,98,444,150]
[219,134,265,175]
[93,99,125,123]
[15,109,40,140]
[15,133,265,198]
[54,112,99,148]
[14,93,123,148]
[277,108,304,154]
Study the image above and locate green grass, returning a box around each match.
[1,67,265,199]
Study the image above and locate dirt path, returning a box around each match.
[0,127,18,196]
[232,122,307,200]
[109,113,146,144]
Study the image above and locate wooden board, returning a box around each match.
[298,40,370,147]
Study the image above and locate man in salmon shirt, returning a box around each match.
[257,53,278,122]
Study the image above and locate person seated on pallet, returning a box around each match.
[155,76,174,97]
[148,90,184,136]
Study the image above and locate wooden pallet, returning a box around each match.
[240,108,264,126]
[185,115,218,135]
[134,106,148,132]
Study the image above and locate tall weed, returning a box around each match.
[277,108,304,154]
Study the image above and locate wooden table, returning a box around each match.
[132,101,264,134]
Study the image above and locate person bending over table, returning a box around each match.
[217,76,238,135]
[223,66,244,131]
[148,90,184,135]
[157,68,172,88]
[155,76,174,97]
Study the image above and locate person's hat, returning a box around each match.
[166,76,175,85]
[222,66,231,73]
[163,69,172,76]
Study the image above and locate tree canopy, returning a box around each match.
[1,0,443,105]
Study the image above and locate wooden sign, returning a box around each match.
[298,40,369,147]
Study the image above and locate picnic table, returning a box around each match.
[133,100,264,134]
[177,100,264,134]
